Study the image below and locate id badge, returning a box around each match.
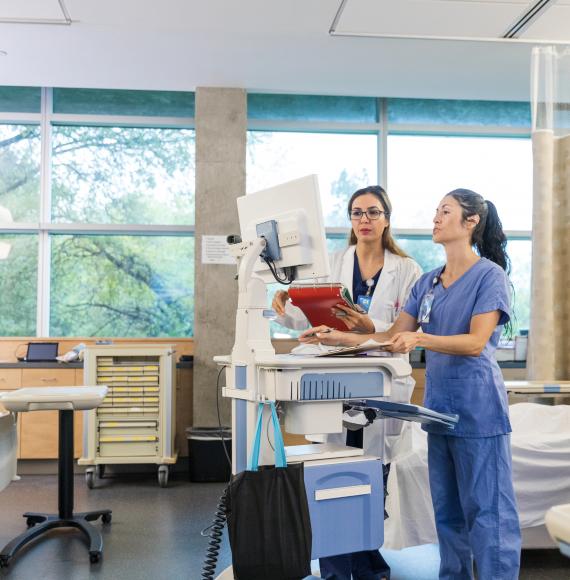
[418,291,435,323]
[357,295,372,313]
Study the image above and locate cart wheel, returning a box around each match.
[96,464,105,479]
[89,551,101,564]
[101,513,112,524]
[26,517,36,528]
[158,465,169,488]
[0,555,10,568]
[85,468,95,489]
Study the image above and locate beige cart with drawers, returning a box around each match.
[79,345,177,488]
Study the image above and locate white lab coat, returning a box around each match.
[276,246,422,462]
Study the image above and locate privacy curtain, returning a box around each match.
[528,47,570,380]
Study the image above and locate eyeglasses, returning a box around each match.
[349,208,386,221]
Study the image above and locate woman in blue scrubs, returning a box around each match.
[300,189,521,580]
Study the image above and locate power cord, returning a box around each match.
[200,365,231,580]
[262,256,295,285]
[201,486,228,580]
[215,366,231,468]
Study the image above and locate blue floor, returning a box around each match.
[383,544,440,579]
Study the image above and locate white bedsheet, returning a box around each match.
[383,403,570,550]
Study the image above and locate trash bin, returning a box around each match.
[186,427,232,482]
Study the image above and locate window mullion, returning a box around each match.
[378,98,388,189]
[37,88,53,337]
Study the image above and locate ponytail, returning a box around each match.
[476,200,511,274]
[448,189,511,274]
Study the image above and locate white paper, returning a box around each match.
[201,235,236,265]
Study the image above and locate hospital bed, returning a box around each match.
[383,402,570,550]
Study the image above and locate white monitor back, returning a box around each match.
[237,175,330,283]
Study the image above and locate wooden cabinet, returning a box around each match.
[19,410,83,459]
[18,368,83,459]
[21,368,77,388]
[411,368,426,406]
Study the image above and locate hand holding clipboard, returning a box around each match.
[288,284,372,332]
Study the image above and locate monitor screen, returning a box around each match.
[237,175,330,284]
[26,342,59,361]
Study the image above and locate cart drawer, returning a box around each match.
[99,440,158,457]
[99,426,158,438]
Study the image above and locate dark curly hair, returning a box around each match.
[447,188,511,274]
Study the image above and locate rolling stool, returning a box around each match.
[0,386,110,567]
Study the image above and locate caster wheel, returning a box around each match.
[96,464,105,479]
[85,469,95,489]
[0,555,10,568]
[26,517,36,528]
[89,551,101,564]
[158,465,169,488]
[102,513,112,524]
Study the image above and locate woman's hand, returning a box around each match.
[271,290,290,316]
[333,304,375,333]
[298,326,361,347]
[385,331,421,354]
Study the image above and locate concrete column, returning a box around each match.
[193,87,246,427]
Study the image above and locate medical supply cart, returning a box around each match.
[79,345,177,488]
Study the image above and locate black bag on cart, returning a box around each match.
[226,402,312,580]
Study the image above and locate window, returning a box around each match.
[50,235,194,337]
[247,131,378,226]
[0,235,38,336]
[387,133,532,333]
[0,87,195,338]
[51,126,195,224]
[387,135,533,230]
[0,124,41,222]
[250,95,532,340]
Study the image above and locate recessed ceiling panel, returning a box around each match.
[0,0,67,21]
[523,3,570,41]
[336,0,569,42]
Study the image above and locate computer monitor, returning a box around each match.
[237,175,330,284]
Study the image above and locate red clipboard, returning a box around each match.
[288,284,357,331]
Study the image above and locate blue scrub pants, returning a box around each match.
[427,433,521,580]
[319,550,390,580]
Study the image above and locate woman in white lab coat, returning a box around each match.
[273,185,421,580]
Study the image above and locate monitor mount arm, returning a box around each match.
[229,237,275,363]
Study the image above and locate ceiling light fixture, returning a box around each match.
[329,0,570,46]
[0,0,73,26]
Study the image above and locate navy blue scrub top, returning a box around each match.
[352,253,382,308]
[404,258,512,438]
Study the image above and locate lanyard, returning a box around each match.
[417,269,444,324]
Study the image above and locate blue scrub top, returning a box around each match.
[404,258,511,437]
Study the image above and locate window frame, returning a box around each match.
[248,98,532,240]
[0,87,196,336]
